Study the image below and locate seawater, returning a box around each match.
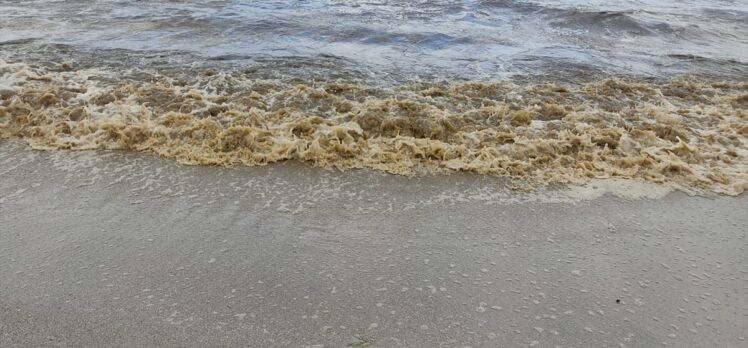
[0,0,746,194]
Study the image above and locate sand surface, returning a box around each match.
[1,141,746,347]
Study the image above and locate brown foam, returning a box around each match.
[1,62,746,195]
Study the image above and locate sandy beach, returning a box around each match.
[1,141,746,347]
[2,0,747,347]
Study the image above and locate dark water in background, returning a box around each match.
[1,0,747,82]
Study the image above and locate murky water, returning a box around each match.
[0,1,746,194]
[1,0,746,80]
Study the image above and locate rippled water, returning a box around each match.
[1,1,747,195]
[1,0,747,80]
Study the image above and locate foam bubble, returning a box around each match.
[0,61,746,195]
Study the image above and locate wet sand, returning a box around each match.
[1,141,747,347]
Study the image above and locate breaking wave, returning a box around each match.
[1,61,746,194]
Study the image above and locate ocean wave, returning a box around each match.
[549,10,662,36]
[0,61,746,195]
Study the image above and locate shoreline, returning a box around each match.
[1,141,746,347]
[3,61,747,196]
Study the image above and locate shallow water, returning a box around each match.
[1,0,747,80]
[0,1,746,194]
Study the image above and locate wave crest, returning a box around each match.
[1,62,746,194]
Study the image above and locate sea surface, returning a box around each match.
[0,0,746,194]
